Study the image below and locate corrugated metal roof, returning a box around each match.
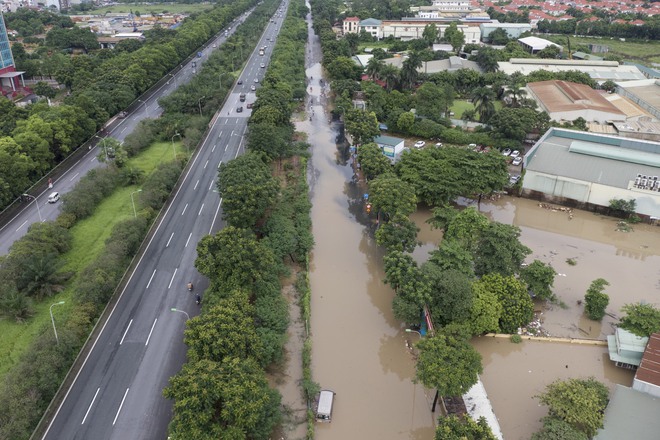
[595,385,660,440]
[374,135,404,146]
[527,80,625,116]
[636,333,660,387]
[525,129,660,189]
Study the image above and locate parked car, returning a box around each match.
[510,150,520,158]
[435,142,443,147]
[502,148,512,156]
[512,157,522,166]
[509,174,521,185]
[118,111,127,118]
[414,141,426,149]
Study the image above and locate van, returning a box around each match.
[315,390,335,422]
[48,192,60,203]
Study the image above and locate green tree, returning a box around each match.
[357,142,392,180]
[384,251,431,322]
[380,63,400,91]
[531,417,588,440]
[477,273,534,333]
[443,22,466,54]
[535,377,609,438]
[400,51,423,89]
[474,222,531,277]
[33,81,57,99]
[416,82,455,122]
[471,86,497,122]
[415,334,482,397]
[344,109,380,146]
[396,111,415,133]
[584,278,610,321]
[468,281,503,335]
[375,213,419,253]
[423,265,474,326]
[489,107,540,142]
[474,46,501,73]
[520,260,557,301]
[216,152,279,230]
[489,28,510,45]
[422,24,439,47]
[368,174,417,218]
[435,414,497,440]
[365,56,385,80]
[618,302,660,337]
[601,80,616,93]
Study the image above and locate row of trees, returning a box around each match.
[0,0,258,211]
[164,1,314,438]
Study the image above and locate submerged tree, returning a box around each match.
[584,278,610,321]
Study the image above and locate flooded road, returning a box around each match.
[304,15,436,440]
[412,196,658,439]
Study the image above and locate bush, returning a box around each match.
[584,278,610,321]
[61,167,122,221]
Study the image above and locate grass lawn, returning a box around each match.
[545,35,660,66]
[0,141,186,378]
[82,3,213,15]
[450,100,502,119]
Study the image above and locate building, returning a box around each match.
[498,59,647,85]
[604,94,655,122]
[517,36,562,54]
[359,18,382,39]
[522,128,660,218]
[633,332,660,397]
[374,135,405,164]
[0,11,27,99]
[595,385,660,440]
[607,328,648,369]
[525,80,626,124]
[612,120,660,143]
[571,51,603,61]
[589,43,609,54]
[383,55,482,74]
[381,19,481,44]
[415,0,474,18]
[616,79,660,120]
[343,16,360,35]
[479,21,531,42]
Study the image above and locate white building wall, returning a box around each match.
[548,109,627,124]
[381,22,480,43]
[633,379,660,398]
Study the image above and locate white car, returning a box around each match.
[260,63,265,68]
[250,85,256,91]
[509,175,521,185]
[254,78,259,83]
[502,148,512,156]
[510,150,520,158]
[435,142,443,147]
[512,157,522,166]
[414,141,426,149]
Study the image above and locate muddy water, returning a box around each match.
[411,196,658,439]
[305,34,436,440]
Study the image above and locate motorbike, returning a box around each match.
[187,282,193,292]
[195,294,202,305]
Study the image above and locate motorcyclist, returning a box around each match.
[187,282,193,291]
[195,294,201,305]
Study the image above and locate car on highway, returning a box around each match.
[510,150,520,158]
[512,156,522,166]
[502,148,512,156]
[247,102,253,109]
[250,85,256,91]
[118,111,127,118]
[260,63,265,68]
[237,79,243,85]
[237,106,243,113]
[413,141,426,149]
[254,78,259,83]
[47,192,60,203]
[212,43,217,48]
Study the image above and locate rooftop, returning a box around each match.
[527,80,624,117]
[595,385,660,440]
[636,333,660,387]
[499,59,647,82]
[617,79,660,112]
[360,18,382,26]
[518,36,562,51]
[374,135,404,146]
[604,94,654,120]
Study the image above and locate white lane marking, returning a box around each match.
[208,180,214,191]
[218,130,223,138]
[81,388,100,425]
[231,130,235,137]
[145,319,157,346]
[208,196,223,234]
[112,388,130,425]
[90,157,96,163]
[146,269,156,288]
[70,172,79,181]
[181,204,188,215]
[218,160,223,169]
[185,233,192,248]
[212,144,216,153]
[166,232,174,247]
[120,319,133,345]
[16,220,28,231]
[204,160,209,169]
[224,144,227,152]
[121,126,127,133]
[198,204,204,216]
[168,268,177,289]
[194,180,199,190]
[235,141,241,159]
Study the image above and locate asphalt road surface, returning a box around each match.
[0,10,252,256]
[39,4,288,440]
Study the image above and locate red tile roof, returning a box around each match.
[636,333,660,387]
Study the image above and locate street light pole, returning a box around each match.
[22,193,42,222]
[50,301,65,344]
[130,189,142,218]
[405,328,423,338]
[170,308,190,320]
[171,132,182,159]
[197,96,205,117]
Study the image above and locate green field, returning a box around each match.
[0,141,187,378]
[545,35,660,66]
[81,3,213,16]
[450,100,502,119]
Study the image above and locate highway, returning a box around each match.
[39,4,288,439]
[0,11,250,256]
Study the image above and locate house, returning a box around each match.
[479,21,531,42]
[382,55,482,74]
[359,18,382,39]
[522,128,660,218]
[374,135,405,163]
[607,328,648,369]
[498,59,647,85]
[343,16,360,35]
[381,19,481,44]
[594,385,660,440]
[633,332,660,398]
[571,51,603,61]
[616,79,660,120]
[525,80,626,124]
[517,36,562,54]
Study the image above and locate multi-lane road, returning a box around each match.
[0,10,250,256]
[36,4,288,439]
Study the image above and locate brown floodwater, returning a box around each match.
[306,59,436,437]
[412,196,659,439]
